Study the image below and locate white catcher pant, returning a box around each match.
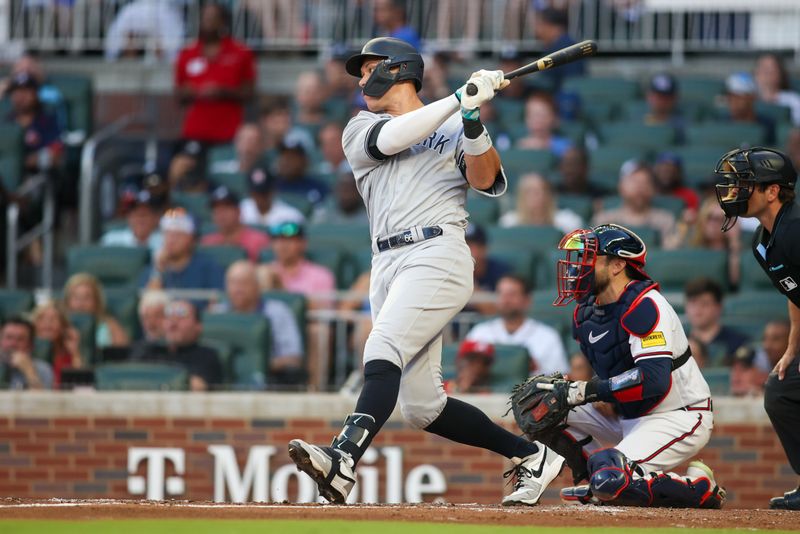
[564,401,714,473]
[364,224,473,429]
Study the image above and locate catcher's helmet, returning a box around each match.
[345,37,424,98]
[714,147,797,231]
[554,224,648,306]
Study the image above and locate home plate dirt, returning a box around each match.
[0,499,798,530]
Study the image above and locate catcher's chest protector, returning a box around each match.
[574,280,661,418]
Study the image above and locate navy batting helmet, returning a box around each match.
[714,146,797,231]
[345,37,424,98]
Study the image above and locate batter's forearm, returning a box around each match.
[375,95,460,156]
[465,148,501,190]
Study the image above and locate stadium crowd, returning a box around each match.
[0,1,794,396]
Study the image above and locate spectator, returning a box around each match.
[495,47,526,101]
[168,140,210,193]
[754,52,800,127]
[101,186,164,256]
[754,320,791,373]
[689,337,710,369]
[174,2,255,144]
[315,122,351,178]
[591,161,679,249]
[373,0,421,51]
[643,73,686,144]
[31,301,82,389]
[63,273,130,349]
[723,72,775,145]
[555,146,606,197]
[103,0,185,62]
[239,165,305,227]
[567,352,592,381]
[730,345,767,397]
[785,127,800,173]
[259,98,315,156]
[7,53,67,132]
[677,197,742,288]
[138,290,169,342]
[294,71,327,131]
[311,171,369,225]
[211,260,304,384]
[131,300,222,391]
[515,93,572,157]
[265,221,335,307]
[275,140,329,206]
[1,316,52,390]
[201,185,270,262]
[465,223,511,294]
[140,208,225,291]
[499,173,583,234]
[532,8,585,90]
[323,45,359,102]
[446,340,494,394]
[5,72,63,174]
[466,275,568,375]
[419,51,455,103]
[653,152,699,212]
[684,277,750,366]
[234,123,267,175]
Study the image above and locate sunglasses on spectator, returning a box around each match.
[269,222,304,238]
[165,303,193,318]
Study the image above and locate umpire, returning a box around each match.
[715,147,800,509]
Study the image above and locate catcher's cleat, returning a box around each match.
[288,439,356,504]
[686,460,727,509]
[770,488,800,510]
[502,445,565,506]
[560,484,600,505]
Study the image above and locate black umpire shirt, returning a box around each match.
[752,200,800,307]
[130,341,223,388]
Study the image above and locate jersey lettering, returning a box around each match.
[641,331,667,348]
[417,131,452,155]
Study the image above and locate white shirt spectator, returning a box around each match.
[239,198,305,227]
[104,0,185,62]
[466,317,568,375]
[499,208,584,235]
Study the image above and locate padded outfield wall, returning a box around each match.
[0,393,790,508]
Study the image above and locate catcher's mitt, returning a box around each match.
[509,373,571,439]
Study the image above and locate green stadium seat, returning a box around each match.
[467,194,500,226]
[33,339,52,362]
[755,101,793,126]
[490,344,531,392]
[202,312,271,388]
[678,77,725,105]
[103,287,139,340]
[172,191,211,221]
[279,193,314,217]
[306,223,371,252]
[488,248,537,286]
[50,74,93,135]
[581,101,619,126]
[723,291,788,321]
[672,146,730,188]
[558,194,594,222]
[777,123,795,146]
[563,77,640,106]
[210,172,249,197]
[206,144,237,175]
[599,195,685,219]
[686,122,766,148]
[441,343,459,382]
[197,245,248,270]
[95,362,188,391]
[0,289,33,320]
[558,120,587,145]
[587,146,645,191]
[487,225,562,253]
[599,123,676,150]
[499,148,556,178]
[622,225,660,248]
[494,99,525,131]
[0,124,25,191]
[645,249,728,292]
[623,100,711,123]
[719,318,765,344]
[529,289,573,336]
[739,251,774,291]
[68,312,96,365]
[701,368,731,395]
[66,246,149,288]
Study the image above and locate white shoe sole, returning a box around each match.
[502,455,566,506]
[288,439,348,504]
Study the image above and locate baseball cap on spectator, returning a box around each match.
[465,223,487,245]
[6,71,39,94]
[655,151,683,169]
[457,340,495,361]
[279,138,308,156]
[268,221,305,239]
[248,165,275,194]
[726,72,757,95]
[539,7,568,28]
[160,208,197,235]
[733,345,756,367]
[209,185,240,207]
[120,186,162,213]
[649,73,677,96]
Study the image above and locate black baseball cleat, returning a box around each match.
[770,488,800,510]
[288,439,356,504]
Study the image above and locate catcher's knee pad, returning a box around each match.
[587,448,632,502]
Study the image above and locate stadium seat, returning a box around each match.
[723,291,788,321]
[686,122,766,148]
[558,194,594,222]
[68,312,96,365]
[441,343,459,382]
[201,312,271,389]
[678,77,725,105]
[306,223,371,253]
[279,192,314,217]
[529,288,574,335]
[563,77,640,107]
[206,144,237,176]
[33,339,52,362]
[588,146,645,191]
[755,101,793,126]
[210,172,249,198]
[197,245,248,270]
[490,344,531,392]
[488,248,537,286]
[720,317,766,344]
[777,123,795,146]
[622,100,707,123]
[66,246,149,288]
[701,368,731,395]
[487,225,562,254]
[498,148,555,178]
[103,287,139,340]
[598,195,685,219]
[494,99,525,131]
[645,249,728,292]
[558,120,587,145]
[599,123,676,150]
[672,146,730,188]
[739,251,774,291]
[95,362,188,391]
[0,124,24,191]
[467,193,500,226]
[622,225,660,248]
[50,74,93,136]
[0,289,33,320]
[172,191,212,221]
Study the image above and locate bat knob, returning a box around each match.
[466,83,478,96]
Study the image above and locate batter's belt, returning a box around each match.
[375,225,443,253]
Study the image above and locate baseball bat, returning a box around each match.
[465,40,598,96]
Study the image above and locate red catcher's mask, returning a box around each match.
[554,229,598,306]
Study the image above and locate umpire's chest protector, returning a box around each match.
[573,280,658,383]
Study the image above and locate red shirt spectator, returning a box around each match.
[175,4,255,143]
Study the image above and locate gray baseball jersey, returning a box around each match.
[342,109,507,428]
[342,110,506,239]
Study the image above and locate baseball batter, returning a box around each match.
[515,224,726,508]
[288,37,563,505]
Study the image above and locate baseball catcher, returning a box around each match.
[510,224,726,508]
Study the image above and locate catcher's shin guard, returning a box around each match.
[587,448,650,506]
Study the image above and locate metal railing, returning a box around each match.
[6,0,800,59]
[6,173,55,290]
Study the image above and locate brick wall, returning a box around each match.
[0,414,793,508]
